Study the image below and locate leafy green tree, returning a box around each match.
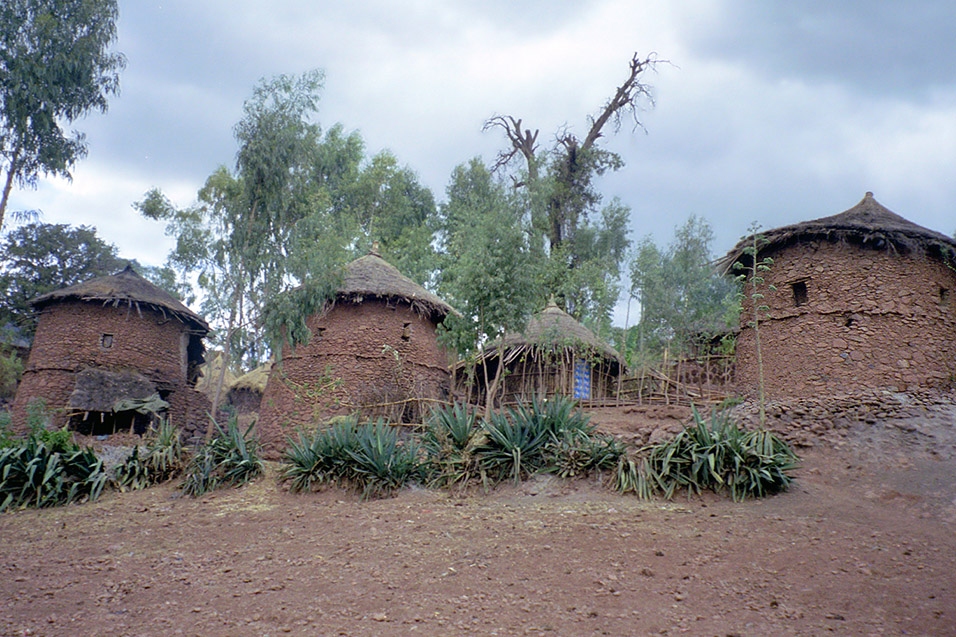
[484,53,658,325]
[627,215,737,361]
[0,222,124,338]
[438,159,538,411]
[0,0,125,231]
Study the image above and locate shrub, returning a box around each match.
[280,420,360,492]
[0,438,108,511]
[620,406,798,501]
[182,416,263,497]
[0,351,22,401]
[420,403,483,488]
[281,419,421,499]
[476,395,621,484]
[113,420,184,491]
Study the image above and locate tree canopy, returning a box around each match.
[0,0,126,231]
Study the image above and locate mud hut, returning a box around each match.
[720,192,956,399]
[226,360,272,414]
[10,265,211,438]
[257,249,456,453]
[457,300,625,407]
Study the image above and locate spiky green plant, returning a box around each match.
[0,438,108,511]
[113,420,184,492]
[280,421,360,492]
[182,416,263,497]
[621,406,798,501]
[346,421,421,499]
[420,403,484,488]
[477,409,550,484]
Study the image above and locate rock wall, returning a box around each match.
[736,241,956,398]
[10,301,207,434]
[258,299,451,455]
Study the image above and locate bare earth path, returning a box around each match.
[2,409,955,636]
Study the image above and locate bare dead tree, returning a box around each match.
[484,52,658,255]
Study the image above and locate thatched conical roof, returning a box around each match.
[485,300,624,370]
[230,360,273,393]
[336,249,457,322]
[719,192,956,274]
[32,265,209,334]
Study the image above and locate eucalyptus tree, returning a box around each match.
[438,159,538,410]
[483,53,658,325]
[0,0,125,231]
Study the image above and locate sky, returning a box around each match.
[7,0,956,326]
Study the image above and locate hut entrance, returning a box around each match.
[70,409,155,436]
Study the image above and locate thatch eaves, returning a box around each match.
[336,250,458,322]
[718,192,956,274]
[482,301,624,372]
[31,265,210,335]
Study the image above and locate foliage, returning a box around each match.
[280,419,421,499]
[733,223,776,425]
[0,0,125,230]
[438,159,538,357]
[0,350,22,400]
[0,435,107,511]
[0,410,13,448]
[626,215,737,362]
[482,53,659,326]
[181,417,263,496]
[476,395,621,484]
[0,223,124,338]
[420,402,484,488]
[618,406,798,502]
[112,420,184,492]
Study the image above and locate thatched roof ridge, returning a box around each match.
[32,265,209,334]
[230,360,272,393]
[486,300,624,368]
[718,193,956,274]
[337,250,458,321]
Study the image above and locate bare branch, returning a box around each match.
[483,115,539,173]
[582,52,659,151]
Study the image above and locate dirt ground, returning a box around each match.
[2,403,955,636]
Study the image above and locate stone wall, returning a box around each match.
[10,300,207,434]
[736,240,956,398]
[258,299,451,455]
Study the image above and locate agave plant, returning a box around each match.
[113,420,185,492]
[628,406,798,502]
[346,421,421,499]
[420,403,484,488]
[182,416,263,497]
[0,438,108,511]
[280,421,360,492]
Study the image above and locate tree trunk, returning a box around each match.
[0,146,22,233]
[208,284,240,439]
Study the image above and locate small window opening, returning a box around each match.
[791,281,808,307]
[844,314,856,328]
[401,322,411,341]
[100,333,114,349]
[316,327,327,339]
[941,286,950,307]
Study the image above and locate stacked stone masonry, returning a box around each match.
[736,241,956,398]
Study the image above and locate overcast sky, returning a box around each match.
[7,0,956,324]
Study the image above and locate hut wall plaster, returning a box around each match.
[736,241,956,398]
[258,299,450,451]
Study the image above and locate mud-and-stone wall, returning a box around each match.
[258,299,451,453]
[11,301,209,434]
[736,241,956,399]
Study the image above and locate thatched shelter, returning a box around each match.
[721,192,956,398]
[457,300,625,407]
[10,265,211,439]
[226,360,272,414]
[257,249,457,454]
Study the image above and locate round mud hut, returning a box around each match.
[457,300,625,407]
[10,265,211,439]
[226,360,272,415]
[720,192,956,399]
[257,250,456,454]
